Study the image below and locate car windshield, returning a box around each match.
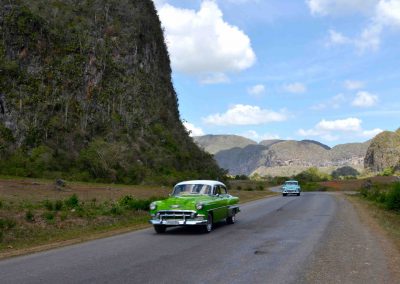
[285,181,298,185]
[172,184,212,196]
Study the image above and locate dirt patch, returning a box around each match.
[321,176,399,191]
[345,194,400,282]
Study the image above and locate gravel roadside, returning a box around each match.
[300,193,399,284]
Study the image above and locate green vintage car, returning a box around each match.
[149,180,240,233]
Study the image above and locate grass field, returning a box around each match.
[0,177,276,257]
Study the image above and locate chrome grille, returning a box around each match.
[157,210,194,220]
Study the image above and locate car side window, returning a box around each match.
[220,186,227,195]
[213,186,221,196]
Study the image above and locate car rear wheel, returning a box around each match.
[226,213,236,224]
[203,213,213,233]
[154,225,166,234]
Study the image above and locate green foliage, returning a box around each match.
[42,211,55,221]
[294,167,330,183]
[43,200,54,211]
[360,182,400,212]
[118,195,165,211]
[235,174,249,180]
[0,218,17,229]
[386,183,400,211]
[65,194,79,208]
[332,166,360,179]
[301,182,328,192]
[381,167,395,176]
[25,210,35,222]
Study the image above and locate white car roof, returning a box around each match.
[175,180,226,187]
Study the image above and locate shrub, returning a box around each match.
[65,194,79,208]
[332,166,360,179]
[386,183,400,211]
[42,212,55,221]
[382,167,395,177]
[110,204,122,215]
[25,210,35,222]
[44,200,54,211]
[0,218,16,229]
[54,200,63,211]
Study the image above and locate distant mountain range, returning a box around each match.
[193,135,371,176]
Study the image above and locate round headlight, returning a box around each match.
[196,203,203,210]
[150,202,157,210]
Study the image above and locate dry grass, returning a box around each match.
[348,195,400,252]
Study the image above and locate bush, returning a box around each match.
[42,212,55,221]
[386,183,400,211]
[25,210,35,222]
[382,167,395,176]
[118,195,157,211]
[65,194,79,208]
[44,200,54,211]
[0,218,16,229]
[332,166,359,179]
[294,167,330,183]
[54,200,63,211]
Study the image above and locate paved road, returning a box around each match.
[0,193,393,283]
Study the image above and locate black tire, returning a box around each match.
[203,213,213,233]
[297,193,300,196]
[226,213,236,225]
[154,225,166,234]
[282,193,287,197]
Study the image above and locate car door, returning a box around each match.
[212,185,228,221]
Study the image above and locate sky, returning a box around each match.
[152,0,400,146]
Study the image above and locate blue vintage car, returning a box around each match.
[281,180,301,196]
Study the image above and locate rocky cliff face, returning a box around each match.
[364,129,400,172]
[194,135,370,176]
[0,0,223,183]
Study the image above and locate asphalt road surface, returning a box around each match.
[0,192,395,284]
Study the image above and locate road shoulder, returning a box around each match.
[300,193,399,283]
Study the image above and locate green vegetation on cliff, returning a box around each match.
[0,0,225,184]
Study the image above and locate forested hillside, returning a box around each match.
[0,0,224,184]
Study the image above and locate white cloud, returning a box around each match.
[344,80,365,90]
[200,73,230,84]
[352,91,379,107]
[376,0,400,27]
[297,117,382,142]
[283,82,307,94]
[355,24,382,52]
[241,130,280,142]
[183,122,205,136]
[316,0,400,52]
[361,128,384,138]
[306,0,378,16]
[156,1,256,79]
[328,29,351,45]
[247,84,266,96]
[203,104,287,126]
[316,118,362,131]
[298,117,362,136]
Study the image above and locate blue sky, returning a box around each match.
[153,0,400,146]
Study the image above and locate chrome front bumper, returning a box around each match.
[149,219,207,226]
[149,210,207,226]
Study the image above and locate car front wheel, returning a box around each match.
[203,213,213,233]
[226,213,236,224]
[154,225,166,234]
